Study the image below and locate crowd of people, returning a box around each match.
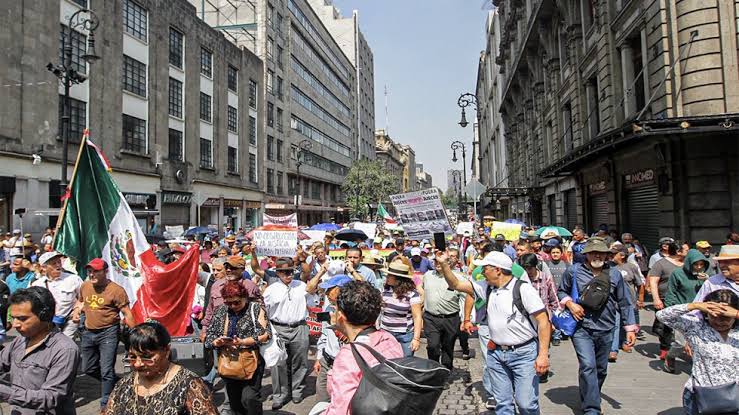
[0,223,737,414]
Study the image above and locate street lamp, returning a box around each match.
[294,139,312,216]
[457,93,478,128]
[451,140,467,215]
[47,9,100,195]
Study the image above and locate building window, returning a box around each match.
[303,178,309,198]
[122,55,147,97]
[249,116,257,145]
[248,79,257,108]
[267,103,274,127]
[267,4,274,28]
[249,153,257,183]
[227,106,238,133]
[122,114,146,153]
[276,139,283,162]
[227,146,238,173]
[200,137,212,168]
[266,70,274,94]
[275,12,283,36]
[199,92,212,122]
[276,171,283,195]
[276,108,283,132]
[200,48,212,77]
[311,181,321,200]
[228,66,238,92]
[276,45,284,68]
[58,95,86,142]
[123,0,147,42]
[288,176,297,195]
[267,36,274,60]
[168,77,183,118]
[562,103,573,153]
[267,168,274,193]
[168,129,183,161]
[169,28,183,69]
[276,76,283,100]
[59,26,87,75]
[267,136,274,161]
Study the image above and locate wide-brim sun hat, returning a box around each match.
[582,238,611,254]
[384,262,413,279]
[715,245,739,261]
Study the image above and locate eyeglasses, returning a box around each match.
[123,355,157,365]
[224,299,244,306]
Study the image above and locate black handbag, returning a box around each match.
[694,380,739,415]
[349,342,450,415]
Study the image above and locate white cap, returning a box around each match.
[39,251,64,266]
[410,247,422,256]
[473,251,513,271]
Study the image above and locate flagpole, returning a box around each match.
[53,130,89,242]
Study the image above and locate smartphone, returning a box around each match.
[217,336,234,344]
[316,311,331,323]
[433,232,446,251]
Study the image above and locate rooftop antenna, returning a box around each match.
[384,84,390,134]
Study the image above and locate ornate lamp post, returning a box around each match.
[451,140,467,214]
[47,8,100,194]
[457,93,478,128]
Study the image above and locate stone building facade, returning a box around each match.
[481,0,739,251]
[0,0,265,238]
[374,130,417,193]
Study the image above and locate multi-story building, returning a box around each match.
[193,0,365,224]
[0,0,265,237]
[375,129,417,193]
[416,163,433,190]
[484,0,739,251]
[307,0,376,160]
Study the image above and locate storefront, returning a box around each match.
[122,192,157,233]
[199,198,220,228]
[587,180,609,232]
[622,168,660,252]
[563,189,578,231]
[161,191,192,228]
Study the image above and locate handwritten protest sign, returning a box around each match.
[390,188,452,240]
[253,230,297,257]
[263,213,298,227]
[328,248,394,261]
[491,221,523,242]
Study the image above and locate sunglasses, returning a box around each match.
[224,299,244,306]
[123,355,157,365]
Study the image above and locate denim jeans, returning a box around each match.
[552,327,563,340]
[391,330,415,357]
[610,312,624,353]
[80,324,120,407]
[477,324,494,398]
[202,348,219,386]
[682,388,697,415]
[571,327,614,415]
[487,340,540,415]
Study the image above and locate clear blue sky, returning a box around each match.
[331,0,490,191]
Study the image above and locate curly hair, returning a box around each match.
[391,277,417,299]
[703,289,739,327]
[221,280,248,299]
[337,280,382,325]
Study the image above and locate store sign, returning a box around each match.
[202,198,220,207]
[224,199,242,208]
[245,201,262,209]
[123,192,154,207]
[624,168,655,189]
[588,181,607,195]
[162,192,192,205]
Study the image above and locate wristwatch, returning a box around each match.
[252,335,260,345]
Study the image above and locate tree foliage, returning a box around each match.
[341,160,400,219]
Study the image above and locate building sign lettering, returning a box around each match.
[588,181,607,195]
[162,192,192,205]
[624,169,655,189]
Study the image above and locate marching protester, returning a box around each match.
[694,241,719,275]
[609,244,645,360]
[567,228,588,264]
[650,237,677,268]
[0,286,79,414]
[343,248,378,286]
[694,245,739,299]
[72,258,137,411]
[648,239,688,364]
[558,238,637,415]
[439,250,551,414]
[6,257,34,294]
[201,256,261,335]
[204,281,271,415]
[380,261,423,357]
[31,251,82,338]
[519,253,559,350]
[106,322,219,415]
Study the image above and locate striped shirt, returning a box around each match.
[380,287,421,333]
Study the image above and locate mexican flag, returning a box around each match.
[377,203,396,224]
[54,132,199,335]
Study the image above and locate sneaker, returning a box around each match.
[462,351,471,360]
[608,352,618,362]
[663,357,676,374]
[659,349,668,360]
[551,338,561,346]
[486,398,496,410]
[636,331,646,340]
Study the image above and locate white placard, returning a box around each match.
[353,222,377,240]
[389,189,453,240]
[254,230,298,257]
[263,213,298,227]
[456,221,475,236]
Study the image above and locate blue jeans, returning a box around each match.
[80,325,120,407]
[682,388,697,415]
[487,340,540,415]
[477,324,494,398]
[552,327,563,340]
[611,312,624,353]
[202,348,219,386]
[391,330,415,357]
[571,327,614,415]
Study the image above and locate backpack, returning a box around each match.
[512,279,537,331]
[578,268,612,311]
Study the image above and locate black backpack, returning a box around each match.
[349,341,450,414]
[578,269,612,311]
[512,279,537,331]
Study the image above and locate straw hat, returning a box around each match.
[361,254,383,267]
[715,245,739,261]
[384,262,413,279]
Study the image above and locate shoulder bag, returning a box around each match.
[551,265,579,336]
[693,377,739,415]
[249,302,287,368]
[216,310,258,380]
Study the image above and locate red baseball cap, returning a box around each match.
[85,258,108,271]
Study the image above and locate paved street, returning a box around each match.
[1,308,689,414]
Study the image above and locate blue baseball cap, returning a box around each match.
[319,274,353,291]
[544,238,561,248]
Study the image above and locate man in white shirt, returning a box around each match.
[262,257,311,410]
[438,250,551,415]
[31,251,82,338]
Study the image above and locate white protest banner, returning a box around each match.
[456,221,475,236]
[254,230,298,257]
[353,222,377,240]
[301,230,326,247]
[263,213,298,227]
[389,188,453,240]
[164,225,184,239]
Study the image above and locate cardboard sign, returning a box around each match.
[301,230,326,246]
[353,222,377,240]
[263,213,298,227]
[491,221,523,242]
[456,221,475,236]
[390,189,452,240]
[327,248,394,261]
[253,230,297,257]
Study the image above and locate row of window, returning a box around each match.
[291,86,350,138]
[297,149,349,176]
[291,57,351,118]
[291,27,351,98]
[266,136,284,162]
[265,168,285,195]
[266,103,283,131]
[291,116,351,157]
[287,0,352,80]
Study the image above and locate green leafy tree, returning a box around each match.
[342,160,400,219]
[442,189,458,209]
